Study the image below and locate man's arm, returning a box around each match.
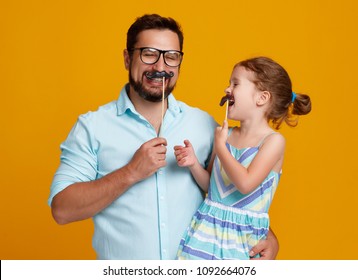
[51,137,167,224]
[249,228,279,260]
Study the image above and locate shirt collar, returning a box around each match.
[116,83,182,117]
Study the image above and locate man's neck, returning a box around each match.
[127,85,168,134]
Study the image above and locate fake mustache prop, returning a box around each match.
[144,71,174,137]
[219,94,235,122]
[145,71,174,79]
[219,94,235,106]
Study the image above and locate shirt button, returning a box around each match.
[160,195,164,200]
[161,222,165,228]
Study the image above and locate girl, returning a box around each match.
[174,56,311,260]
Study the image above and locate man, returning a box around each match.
[49,14,278,259]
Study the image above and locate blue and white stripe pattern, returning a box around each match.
[177,142,281,260]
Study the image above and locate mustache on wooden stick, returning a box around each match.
[145,71,174,79]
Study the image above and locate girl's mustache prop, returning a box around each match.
[219,94,235,106]
[220,94,234,122]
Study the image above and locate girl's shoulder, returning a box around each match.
[258,131,286,150]
[228,126,284,141]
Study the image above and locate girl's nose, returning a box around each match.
[224,87,231,95]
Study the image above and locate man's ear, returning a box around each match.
[256,90,271,106]
[123,49,130,70]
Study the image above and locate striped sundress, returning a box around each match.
[177,132,281,260]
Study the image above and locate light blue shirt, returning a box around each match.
[49,84,217,259]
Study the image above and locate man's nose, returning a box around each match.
[153,54,166,71]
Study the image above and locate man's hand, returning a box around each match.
[127,137,167,181]
[249,229,279,260]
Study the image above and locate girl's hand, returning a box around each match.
[215,120,229,148]
[174,140,198,167]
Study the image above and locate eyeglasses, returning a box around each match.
[131,47,184,67]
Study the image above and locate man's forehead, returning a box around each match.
[136,29,180,49]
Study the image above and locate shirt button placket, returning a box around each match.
[156,168,169,259]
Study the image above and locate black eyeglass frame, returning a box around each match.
[130,47,184,67]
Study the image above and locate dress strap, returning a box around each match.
[257,131,278,148]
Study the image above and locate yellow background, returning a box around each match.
[1,0,357,259]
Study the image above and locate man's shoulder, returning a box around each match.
[79,100,117,120]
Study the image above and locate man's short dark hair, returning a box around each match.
[126,14,184,52]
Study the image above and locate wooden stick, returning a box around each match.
[225,100,228,122]
[158,76,165,136]
[162,77,165,124]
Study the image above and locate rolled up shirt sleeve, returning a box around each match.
[48,113,98,206]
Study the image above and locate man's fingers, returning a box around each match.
[249,240,264,258]
[146,137,167,147]
[157,145,167,154]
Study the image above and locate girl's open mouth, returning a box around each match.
[219,94,235,106]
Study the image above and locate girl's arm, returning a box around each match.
[215,121,285,194]
[174,140,214,192]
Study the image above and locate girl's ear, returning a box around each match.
[256,90,271,106]
[123,49,130,70]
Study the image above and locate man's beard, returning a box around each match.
[129,72,175,102]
